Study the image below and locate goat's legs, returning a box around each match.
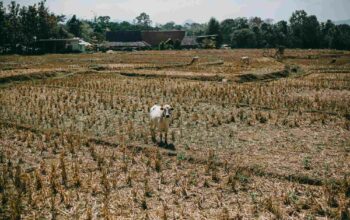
[150,126,156,143]
[160,132,163,143]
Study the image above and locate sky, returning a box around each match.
[3,0,350,24]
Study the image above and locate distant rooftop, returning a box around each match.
[37,38,80,42]
[141,30,186,46]
[106,31,142,42]
[103,41,150,48]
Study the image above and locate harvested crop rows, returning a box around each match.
[0,49,350,219]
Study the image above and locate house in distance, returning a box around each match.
[103,30,200,51]
[35,38,91,53]
[102,31,150,51]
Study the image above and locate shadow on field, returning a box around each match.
[237,64,304,83]
[157,142,176,151]
[0,71,64,84]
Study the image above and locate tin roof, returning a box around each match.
[106,31,142,42]
[103,41,150,47]
[141,31,186,46]
[37,38,80,42]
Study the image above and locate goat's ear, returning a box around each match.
[170,107,174,110]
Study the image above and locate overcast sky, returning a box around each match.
[3,0,350,24]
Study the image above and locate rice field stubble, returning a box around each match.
[0,49,350,219]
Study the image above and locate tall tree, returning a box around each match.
[20,4,38,46]
[37,1,64,39]
[220,19,235,44]
[303,15,321,48]
[161,21,175,30]
[80,21,94,41]
[90,16,110,41]
[67,15,82,37]
[274,20,289,47]
[135,12,151,28]
[94,16,110,33]
[7,1,22,51]
[183,22,207,36]
[289,10,321,48]
[249,17,263,27]
[0,2,6,47]
[231,28,257,48]
[232,17,249,30]
[161,21,182,30]
[207,17,222,47]
[330,24,350,50]
[260,22,275,47]
[58,25,73,39]
[251,25,261,47]
[220,18,249,46]
[320,20,335,48]
[290,10,307,48]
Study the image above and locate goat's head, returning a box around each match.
[160,104,173,118]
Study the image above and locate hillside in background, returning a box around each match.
[334,19,350,25]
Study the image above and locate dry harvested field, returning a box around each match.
[0,49,350,219]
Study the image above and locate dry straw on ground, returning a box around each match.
[0,49,350,219]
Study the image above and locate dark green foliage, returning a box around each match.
[274,21,289,47]
[174,39,181,50]
[1,1,350,53]
[207,17,222,48]
[220,19,235,44]
[67,15,82,37]
[0,2,6,46]
[329,25,350,50]
[158,38,176,50]
[231,29,257,48]
[183,22,207,36]
[158,41,165,50]
[289,11,321,48]
[160,21,183,31]
[135,12,152,29]
[220,10,350,50]
[0,1,64,53]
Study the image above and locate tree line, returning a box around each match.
[1,0,350,53]
[216,11,350,50]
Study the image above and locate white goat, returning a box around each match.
[149,104,173,144]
